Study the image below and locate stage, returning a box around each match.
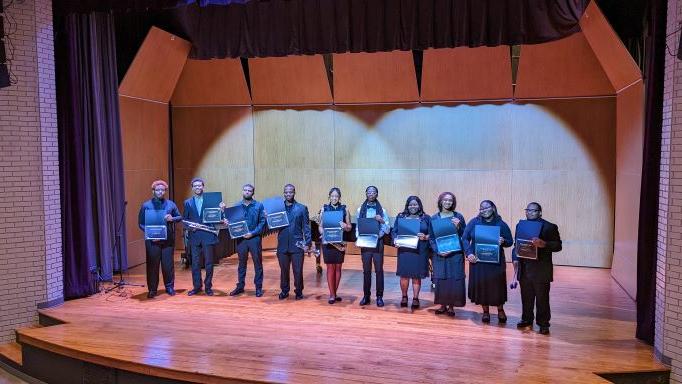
[7,240,664,384]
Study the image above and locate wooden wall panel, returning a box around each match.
[171,106,255,207]
[249,55,331,105]
[611,82,645,298]
[119,27,190,102]
[580,2,642,92]
[514,32,615,99]
[333,51,419,104]
[421,47,513,102]
[171,59,251,106]
[120,96,169,267]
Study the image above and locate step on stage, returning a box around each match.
[14,251,666,383]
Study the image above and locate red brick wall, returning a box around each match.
[0,0,62,343]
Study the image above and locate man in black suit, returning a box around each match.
[183,178,220,296]
[512,202,562,335]
[275,184,312,300]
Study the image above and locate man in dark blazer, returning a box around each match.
[183,177,220,296]
[512,202,562,335]
[275,184,312,300]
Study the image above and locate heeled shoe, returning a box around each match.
[498,310,507,324]
[482,312,491,323]
[328,297,336,304]
[400,296,408,307]
[435,305,448,315]
[411,298,420,309]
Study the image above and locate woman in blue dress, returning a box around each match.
[392,196,431,309]
[428,192,466,316]
[462,200,513,323]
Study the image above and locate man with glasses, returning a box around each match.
[137,180,182,298]
[512,202,562,335]
[183,178,219,296]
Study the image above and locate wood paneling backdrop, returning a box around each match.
[172,99,616,267]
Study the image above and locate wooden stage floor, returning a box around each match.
[17,248,665,383]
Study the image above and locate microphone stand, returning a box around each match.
[106,201,144,292]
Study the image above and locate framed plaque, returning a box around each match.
[322,210,344,244]
[356,217,380,248]
[144,210,167,240]
[202,192,223,223]
[431,217,461,254]
[224,205,249,239]
[394,218,420,250]
[474,225,500,263]
[515,220,543,260]
[262,197,289,229]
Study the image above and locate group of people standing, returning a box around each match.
[138,179,562,335]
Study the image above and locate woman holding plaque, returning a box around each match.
[462,200,513,323]
[428,192,466,316]
[318,188,352,304]
[392,196,431,309]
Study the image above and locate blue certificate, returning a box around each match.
[321,210,344,243]
[262,197,289,229]
[431,217,461,254]
[395,217,420,249]
[474,225,500,263]
[515,220,543,260]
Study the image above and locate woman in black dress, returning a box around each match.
[318,188,352,304]
[462,200,513,323]
[392,196,431,309]
[428,192,466,316]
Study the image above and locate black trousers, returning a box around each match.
[190,243,215,291]
[520,276,551,327]
[361,242,384,298]
[277,251,304,295]
[236,236,263,289]
[145,241,175,293]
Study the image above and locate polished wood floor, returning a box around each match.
[17,243,665,383]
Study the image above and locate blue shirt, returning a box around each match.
[239,199,266,237]
[193,195,203,214]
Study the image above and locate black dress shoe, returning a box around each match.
[229,287,245,296]
[278,292,289,300]
[295,293,304,300]
[255,289,264,297]
[400,296,408,308]
[376,297,384,307]
[335,296,342,302]
[411,298,420,309]
[517,321,532,328]
[359,296,371,306]
[166,288,176,296]
[482,312,491,323]
[205,289,214,296]
[328,297,336,304]
[187,289,201,296]
[539,326,550,335]
[147,291,156,299]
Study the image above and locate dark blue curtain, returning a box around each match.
[56,12,128,299]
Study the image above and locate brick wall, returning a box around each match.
[0,0,62,343]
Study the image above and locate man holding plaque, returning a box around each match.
[462,200,513,323]
[183,178,220,296]
[221,184,266,297]
[355,186,390,307]
[428,192,466,316]
[512,202,562,335]
[137,180,182,298]
[275,184,312,300]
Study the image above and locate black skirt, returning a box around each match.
[467,262,507,306]
[434,278,466,307]
[322,244,345,264]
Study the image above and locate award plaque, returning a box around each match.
[394,217,420,250]
[431,217,461,254]
[474,225,500,263]
[515,220,543,260]
[356,217,380,248]
[228,221,249,239]
[323,228,343,243]
[262,197,289,229]
[224,205,249,238]
[144,210,168,240]
[202,207,222,224]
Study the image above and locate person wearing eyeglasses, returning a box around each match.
[318,187,352,304]
[355,186,390,307]
[462,200,513,323]
[137,180,182,298]
[512,202,562,335]
[183,177,220,297]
